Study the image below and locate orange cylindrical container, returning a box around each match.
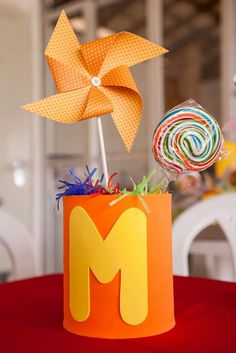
[63,194,175,339]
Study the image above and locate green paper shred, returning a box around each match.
[121,170,164,196]
[109,170,166,211]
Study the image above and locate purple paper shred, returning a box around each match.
[56,166,105,209]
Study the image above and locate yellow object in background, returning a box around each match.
[215,140,236,178]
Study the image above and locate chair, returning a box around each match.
[0,208,37,281]
[172,193,236,281]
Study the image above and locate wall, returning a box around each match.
[0,2,32,231]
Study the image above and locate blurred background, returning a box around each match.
[0,0,236,282]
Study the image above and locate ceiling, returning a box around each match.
[44,0,220,79]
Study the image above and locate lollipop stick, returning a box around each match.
[163,169,178,192]
[97,117,109,184]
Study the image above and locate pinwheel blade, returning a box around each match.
[23,86,90,123]
[100,85,142,152]
[45,10,89,77]
[98,32,168,77]
[100,66,141,152]
[81,34,117,76]
[47,57,90,93]
[101,65,139,92]
[82,87,113,120]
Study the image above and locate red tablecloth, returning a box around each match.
[0,274,236,353]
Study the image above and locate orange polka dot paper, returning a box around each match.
[22,10,168,152]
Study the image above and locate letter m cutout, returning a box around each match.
[69,207,148,325]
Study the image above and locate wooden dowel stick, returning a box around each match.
[97,117,108,184]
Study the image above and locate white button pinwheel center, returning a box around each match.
[91,77,101,87]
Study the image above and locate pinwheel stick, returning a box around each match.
[97,117,109,184]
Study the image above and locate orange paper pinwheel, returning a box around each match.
[23,11,167,152]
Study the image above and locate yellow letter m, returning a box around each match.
[69,207,148,326]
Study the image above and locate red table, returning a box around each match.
[0,275,235,353]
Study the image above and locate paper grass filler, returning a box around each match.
[22,10,176,339]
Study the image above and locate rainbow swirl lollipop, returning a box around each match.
[152,106,223,174]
